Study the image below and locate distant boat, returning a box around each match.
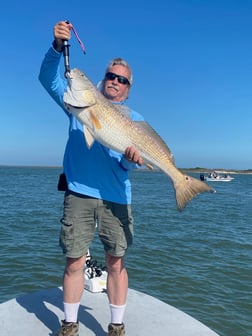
[200,172,234,182]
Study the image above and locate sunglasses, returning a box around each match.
[105,72,130,85]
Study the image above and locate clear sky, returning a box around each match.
[1,0,252,169]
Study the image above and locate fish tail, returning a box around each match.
[174,174,215,211]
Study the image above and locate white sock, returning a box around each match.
[63,302,80,322]
[109,303,126,324]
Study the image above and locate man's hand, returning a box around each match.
[53,21,72,52]
[124,146,143,166]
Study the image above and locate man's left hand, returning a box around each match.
[124,146,143,166]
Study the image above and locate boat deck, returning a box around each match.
[0,287,219,335]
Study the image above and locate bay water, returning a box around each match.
[0,166,251,336]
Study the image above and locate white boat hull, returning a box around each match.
[0,287,219,335]
[206,177,234,182]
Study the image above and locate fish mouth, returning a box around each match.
[64,102,86,110]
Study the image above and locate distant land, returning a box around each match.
[0,165,252,175]
[180,168,252,175]
[135,166,252,174]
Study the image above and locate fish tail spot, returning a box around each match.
[174,175,215,211]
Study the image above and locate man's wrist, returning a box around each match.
[52,39,63,52]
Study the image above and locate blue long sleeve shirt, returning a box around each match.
[39,47,144,204]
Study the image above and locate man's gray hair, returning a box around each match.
[105,57,133,85]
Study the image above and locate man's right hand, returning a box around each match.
[53,21,72,52]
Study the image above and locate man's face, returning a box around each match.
[103,64,131,102]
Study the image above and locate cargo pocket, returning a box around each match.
[118,205,134,248]
[59,218,74,254]
[122,213,134,247]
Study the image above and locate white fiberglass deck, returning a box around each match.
[0,287,219,335]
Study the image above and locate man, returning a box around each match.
[39,21,144,336]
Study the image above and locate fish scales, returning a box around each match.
[63,68,215,211]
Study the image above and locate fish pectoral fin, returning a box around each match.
[84,127,95,148]
[90,111,102,129]
[145,163,154,170]
[142,159,154,170]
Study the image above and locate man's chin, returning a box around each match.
[104,90,118,100]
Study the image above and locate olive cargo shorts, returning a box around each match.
[59,190,134,258]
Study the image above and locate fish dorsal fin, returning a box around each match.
[90,111,102,129]
[83,127,95,148]
[136,121,172,154]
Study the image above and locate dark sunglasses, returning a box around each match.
[105,72,130,85]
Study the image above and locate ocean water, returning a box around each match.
[0,166,251,336]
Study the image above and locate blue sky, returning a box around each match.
[1,0,252,169]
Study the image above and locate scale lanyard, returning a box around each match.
[71,23,86,54]
[63,21,86,77]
